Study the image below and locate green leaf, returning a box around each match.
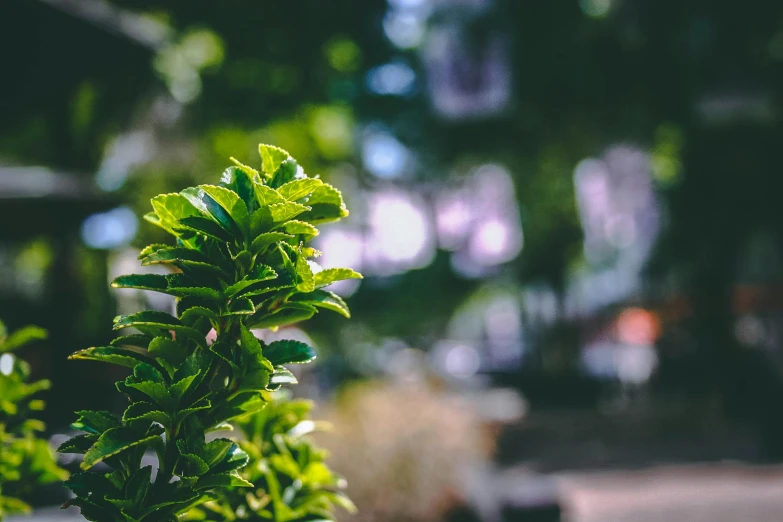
[169,372,200,402]
[182,186,243,240]
[126,466,153,506]
[294,182,349,224]
[71,410,120,435]
[147,336,192,365]
[269,453,301,479]
[296,257,316,293]
[277,178,323,201]
[235,326,273,392]
[209,338,239,369]
[278,242,297,275]
[269,201,311,223]
[290,290,351,318]
[173,348,211,383]
[124,380,175,412]
[150,193,201,234]
[249,303,318,330]
[110,335,154,349]
[122,402,169,425]
[269,367,298,386]
[280,220,319,240]
[205,392,265,427]
[250,232,294,255]
[174,397,211,424]
[239,325,268,361]
[253,183,287,208]
[229,157,259,177]
[258,144,290,178]
[322,491,358,514]
[0,325,47,353]
[176,296,220,317]
[226,298,255,315]
[0,496,32,515]
[137,243,169,258]
[63,471,121,498]
[179,306,219,323]
[57,434,97,454]
[113,310,179,328]
[264,340,317,366]
[68,345,157,370]
[200,438,236,468]
[140,248,224,276]
[208,444,250,474]
[270,157,304,188]
[166,274,223,300]
[111,273,169,292]
[176,453,210,478]
[224,269,278,299]
[200,184,251,238]
[134,361,167,383]
[112,274,223,301]
[113,311,205,344]
[314,268,363,288]
[298,203,349,225]
[243,271,296,298]
[81,427,160,470]
[222,165,257,212]
[306,182,345,208]
[194,471,253,491]
[178,216,233,243]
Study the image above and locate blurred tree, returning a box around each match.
[5,0,783,454]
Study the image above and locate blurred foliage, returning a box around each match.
[4,0,783,441]
[193,391,355,521]
[0,321,68,519]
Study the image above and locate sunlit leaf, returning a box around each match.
[223,165,258,213]
[200,184,251,238]
[280,220,319,240]
[258,144,289,178]
[250,232,294,255]
[277,178,323,201]
[270,158,304,188]
[314,268,363,288]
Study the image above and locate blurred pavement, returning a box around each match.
[558,463,783,522]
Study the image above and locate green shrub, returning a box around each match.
[0,321,68,519]
[192,390,356,521]
[58,145,360,522]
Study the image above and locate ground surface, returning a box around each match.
[10,464,783,521]
[558,463,783,522]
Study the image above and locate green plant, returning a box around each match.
[0,321,68,519]
[192,390,356,521]
[58,144,361,522]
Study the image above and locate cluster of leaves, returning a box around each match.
[194,391,355,521]
[59,145,361,522]
[0,321,68,520]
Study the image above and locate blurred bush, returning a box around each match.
[0,321,67,518]
[317,380,489,522]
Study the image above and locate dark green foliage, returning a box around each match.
[60,145,360,521]
[192,391,356,522]
[0,321,68,519]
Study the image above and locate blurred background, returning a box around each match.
[4,0,783,520]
